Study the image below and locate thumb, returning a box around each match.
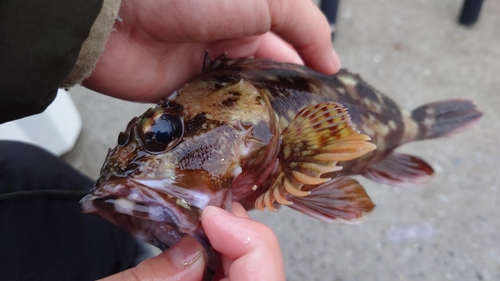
[99,235,206,281]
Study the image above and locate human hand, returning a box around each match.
[99,202,285,281]
[203,202,285,281]
[84,0,340,102]
[98,235,206,281]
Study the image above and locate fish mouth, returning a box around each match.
[79,178,207,250]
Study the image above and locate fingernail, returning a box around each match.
[204,205,226,217]
[166,235,204,268]
[205,205,238,219]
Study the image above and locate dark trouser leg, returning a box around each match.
[0,141,136,281]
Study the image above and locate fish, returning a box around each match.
[79,54,482,280]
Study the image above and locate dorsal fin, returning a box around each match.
[202,51,213,71]
[202,53,258,71]
[202,53,236,71]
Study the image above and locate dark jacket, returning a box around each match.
[0,0,117,124]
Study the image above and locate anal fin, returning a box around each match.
[287,177,375,223]
[362,152,434,186]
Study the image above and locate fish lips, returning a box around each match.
[79,178,206,250]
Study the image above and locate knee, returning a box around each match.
[0,141,53,165]
[0,141,93,193]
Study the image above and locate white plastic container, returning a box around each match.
[0,89,82,156]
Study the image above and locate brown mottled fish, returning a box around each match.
[79,55,482,280]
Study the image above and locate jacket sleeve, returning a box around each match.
[0,0,121,124]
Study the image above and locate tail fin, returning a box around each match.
[411,99,482,140]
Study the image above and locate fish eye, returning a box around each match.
[138,111,183,152]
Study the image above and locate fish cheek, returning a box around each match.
[174,125,243,192]
[175,170,230,193]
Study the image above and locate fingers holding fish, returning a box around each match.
[266,0,340,74]
[202,204,286,281]
[119,0,334,65]
[205,0,341,73]
[114,0,270,43]
[85,0,339,102]
[98,235,205,281]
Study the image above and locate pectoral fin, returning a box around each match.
[287,177,375,223]
[255,102,376,211]
[362,152,434,186]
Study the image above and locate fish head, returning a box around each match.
[79,77,279,250]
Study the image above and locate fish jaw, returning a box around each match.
[79,177,228,250]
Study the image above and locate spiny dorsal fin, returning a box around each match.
[255,102,376,211]
[202,53,254,71]
[203,52,230,71]
[202,51,213,71]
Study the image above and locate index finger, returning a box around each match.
[132,0,338,73]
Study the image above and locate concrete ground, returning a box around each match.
[63,1,499,280]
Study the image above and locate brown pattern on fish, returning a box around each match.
[200,59,408,178]
[80,54,482,281]
[204,60,406,148]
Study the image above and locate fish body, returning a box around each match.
[79,55,482,279]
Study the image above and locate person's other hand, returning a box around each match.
[84,0,340,102]
[99,202,284,281]
[98,234,206,281]
[203,202,285,281]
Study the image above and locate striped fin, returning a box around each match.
[287,177,375,223]
[255,102,376,211]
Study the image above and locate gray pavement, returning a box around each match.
[63,1,500,280]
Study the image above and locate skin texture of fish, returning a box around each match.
[79,54,482,281]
